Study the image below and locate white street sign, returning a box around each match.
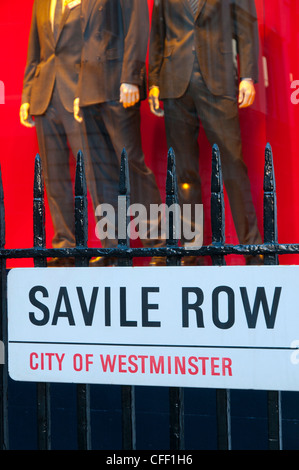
[7,266,299,390]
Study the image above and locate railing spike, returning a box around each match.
[118,148,131,251]
[119,148,130,197]
[211,144,225,249]
[263,143,278,248]
[211,144,223,194]
[165,148,179,246]
[166,147,178,202]
[75,150,88,249]
[264,143,276,193]
[75,150,87,199]
[33,153,46,254]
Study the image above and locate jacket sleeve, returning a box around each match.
[232,0,259,83]
[120,0,149,86]
[148,0,165,89]
[21,0,40,105]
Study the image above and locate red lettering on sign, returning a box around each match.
[222,357,233,376]
[98,354,233,377]
[29,352,65,371]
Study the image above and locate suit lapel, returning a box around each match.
[82,0,98,32]
[55,3,72,43]
[183,0,194,17]
[184,0,206,20]
[195,0,207,20]
[43,0,55,47]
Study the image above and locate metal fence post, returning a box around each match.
[166,149,185,450]
[211,145,232,451]
[118,149,132,266]
[74,151,92,450]
[118,149,136,451]
[263,143,282,450]
[0,164,9,450]
[75,150,89,267]
[211,145,226,266]
[33,154,51,450]
[263,144,279,265]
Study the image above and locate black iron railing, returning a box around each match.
[0,143,297,450]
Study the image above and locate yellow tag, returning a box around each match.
[65,0,81,9]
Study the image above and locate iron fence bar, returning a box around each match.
[33,155,47,269]
[118,149,136,451]
[211,145,232,450]
[166,149,185,450]
[121,385,136,451]
[75,151,89,267]
[264,144,279,265]
[118,148,133,266]
[263,144,282,450]
[2,241,299,260]
[211,144,226,266]
[165,148,180,255]
[33,155,51,451]
[74,151,92,450]
[0,165,8,450]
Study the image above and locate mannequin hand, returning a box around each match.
[74,97,83,123]
[148,86,164,117]
[20,103,35,128]
[120,83,140,108]
[238,79,256,108]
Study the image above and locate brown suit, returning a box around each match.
[77,0,148,106]
[149,0,259,99]
[22,0,95,249]
[22,0,83,115]
[149,0,262,249]
[78,0,162,248]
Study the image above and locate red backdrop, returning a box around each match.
[0,0,298,267]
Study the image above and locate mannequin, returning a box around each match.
[73,0,164,266]
[20,0,93,266]
[148,0,263,265]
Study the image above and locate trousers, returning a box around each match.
[163,55,262,246]
[35,85,96,248]
[81,101,163,248]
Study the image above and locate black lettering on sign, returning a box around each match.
[52,287,75,326]
[76,286,99,326]
[105,287,111,326]
[240,286,282,329]
[182,288,204,328]
[212,286,235,330]
[29,286,50,326]
[120,287,137,327]
[142,287,160,327]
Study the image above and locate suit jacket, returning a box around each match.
[22,0,83,115]
[76,0,149,107]
[148,0,259,99]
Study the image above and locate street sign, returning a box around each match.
[7,265,299,390]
